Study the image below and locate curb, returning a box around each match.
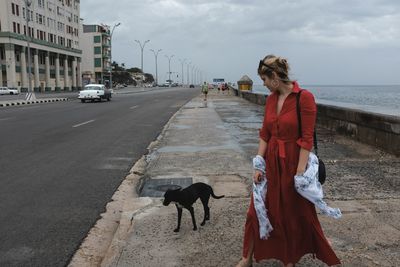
[0,98,68,107]
[67,96,194,267]
[99,100,191,267]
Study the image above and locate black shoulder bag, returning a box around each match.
[296,90,326,185]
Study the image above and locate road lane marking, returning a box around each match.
[0,117,14,121]
[130,105,138,109]
[73,120,95,128]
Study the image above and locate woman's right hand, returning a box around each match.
[253,170,264,183]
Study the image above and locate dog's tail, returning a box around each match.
[211,189,225,199]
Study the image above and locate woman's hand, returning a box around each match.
[253,170,264,183]
[296,167,305,176]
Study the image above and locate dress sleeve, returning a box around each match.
[259,96,271,142]
[296,90,317,151]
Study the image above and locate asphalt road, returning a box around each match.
[0,87,199,266]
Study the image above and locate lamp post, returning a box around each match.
[109,22,121,89]
[165,54,174,86]
[178,59,186,86]
[191,65,195,85]
[150,48,162,86]
[24,0,35,100]
[186,61,191,86]
[135,39,150,84]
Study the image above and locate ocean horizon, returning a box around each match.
[250,84,400,117]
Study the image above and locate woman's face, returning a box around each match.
[260,74,275,92]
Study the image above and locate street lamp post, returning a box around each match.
[135,39,150,84]
[186,61,191,86]
[24,0,35,100]
[150,48,162,86]
[191,65,195,85]
[109,22,121,89]
[178,58,186,86]
[165,54,174,86]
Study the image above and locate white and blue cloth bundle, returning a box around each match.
[252,155,274,239]
[294,152,342,219]
[252,153,341,240]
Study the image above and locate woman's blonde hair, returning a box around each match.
[258,54,291,83]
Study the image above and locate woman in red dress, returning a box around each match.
[236,55,341,267]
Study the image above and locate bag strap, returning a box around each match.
[296,90,319,155]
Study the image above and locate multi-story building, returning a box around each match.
[80,24,110,86]
[0,0,82,92]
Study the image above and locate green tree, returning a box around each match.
[144,73,154,83]
[126,67,142,73]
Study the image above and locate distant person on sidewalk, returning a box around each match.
[224,82,230,95]
[236,55,341,267]
[201,82,208,101]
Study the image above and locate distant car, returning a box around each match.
[0,87,19,95]
[189,84,195,88]
[78,84,112,103]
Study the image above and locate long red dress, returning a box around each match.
[242,82,340,265]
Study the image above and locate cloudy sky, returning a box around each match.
[81,0,400,85]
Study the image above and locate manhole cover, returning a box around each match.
[140,177,193,197]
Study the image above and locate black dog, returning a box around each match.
[163,182,224,232]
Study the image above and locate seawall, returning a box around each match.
[230,87,400,156]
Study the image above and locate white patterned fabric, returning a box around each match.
[252,155,273,240]
[294,152,342,219]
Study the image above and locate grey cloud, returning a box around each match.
[81,0,400,85]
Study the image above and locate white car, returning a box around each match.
[0,87,19,95]
[78,84,112,103]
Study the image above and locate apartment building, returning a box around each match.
[80,24,111,86]
[0,0,82,92]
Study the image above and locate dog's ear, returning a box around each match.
[173,185,182,191]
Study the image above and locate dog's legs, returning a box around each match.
[188,206,197,231]
[174,205,182,232]
[200,196,210,226]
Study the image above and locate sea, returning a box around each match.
[251,84,400,117]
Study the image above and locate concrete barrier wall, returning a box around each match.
[229,87,400,156]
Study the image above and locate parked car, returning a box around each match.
[0,87,19,95]
[78,84,112,102]
[189,84,195,88]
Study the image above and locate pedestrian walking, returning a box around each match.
[236,55,341,267]
[201,82,209,101]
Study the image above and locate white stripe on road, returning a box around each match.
[130,105,138,109]
[73,120,95,128]
[0,117,14,121]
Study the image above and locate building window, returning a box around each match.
[13,22,16,33]
[16,4,20,16]
[36,13,45,25]
[38,0,45,8]
[50,56,55,66]
[40,53,46,64]
[93,35,101,43]
[94,47,101,54]
[12,3,15,15]
[94,58,102,68]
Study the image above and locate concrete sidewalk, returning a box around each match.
[70,89,399,267]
